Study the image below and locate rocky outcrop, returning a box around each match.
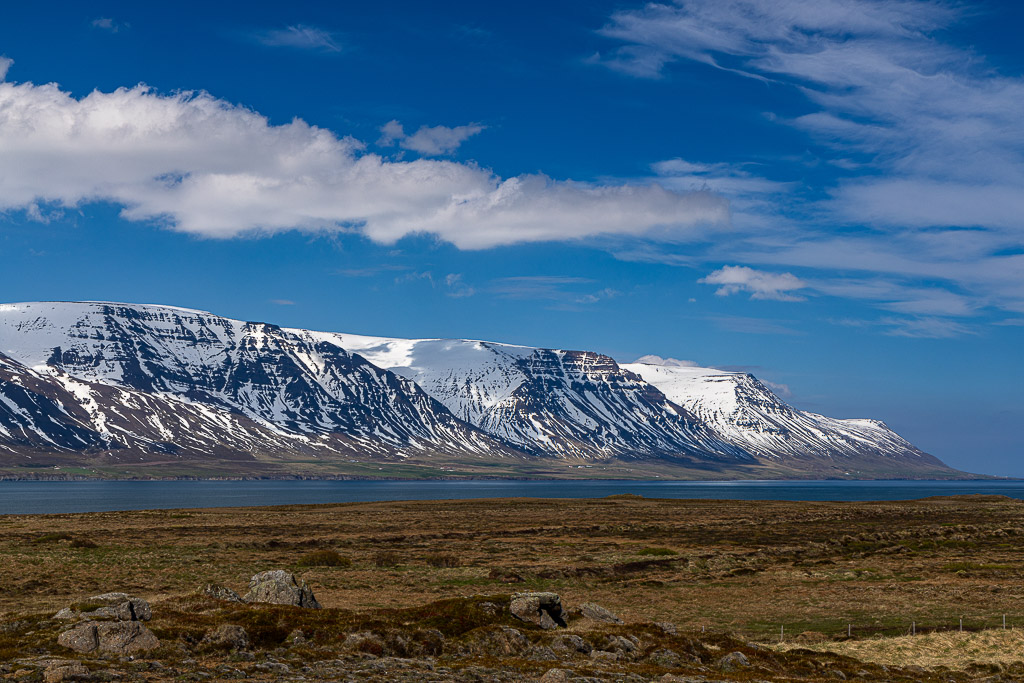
[57,620,159,655]
[55,592,159,655]
[575,601,623,624]
[509,592,565,630]
[243,570,320,608]
[54,593,152,622]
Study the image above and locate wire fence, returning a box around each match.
[674,615,1021,643]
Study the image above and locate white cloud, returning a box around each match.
[255,25,341,52]
[378,119,485,155]
[0,77,729,249]
[700,265,807,301]
[0,58,11,81]
[597,0,1024,324]
[634,355,699,367]
[92,18,128,33]
[444,273,475,298]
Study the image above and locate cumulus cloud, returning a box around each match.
[378,119,485,155]
[254,25,341,52]
[700,265,807,301]
[0,76,728,249]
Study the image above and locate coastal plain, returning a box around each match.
[3,494,1024,681]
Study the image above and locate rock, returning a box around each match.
[604,634,638,654]
[590,649,620,662]
[647,648,682,668]
[58,619,158,655]
[527,645,560,661]
[464,625,530,657]
[548,633,592,656]
[43,662,89,683]
[56,593,152,622]
[287,629,307,646]
[95,620,160,654]
[87,592,153,621]
[538,669,570,683]
[201,624,250,651]
[510,592,566,629]
[200,583,243,603]
[58,622,99,653]
[479,601,501,617]
[716,651,750,672]
[578,602,623,625]
[655,622,677,635]
[243,570,320,608]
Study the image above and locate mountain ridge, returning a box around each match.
[0,301,968,480]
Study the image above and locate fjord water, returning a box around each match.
[0,479,1021,515]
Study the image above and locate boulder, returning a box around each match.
[577,602,623,625]
[200,583,244,603]
[201,624,250,651]
[58,620,159,654]
[243,570,320,608]
[463,625,530,657]
[57,622,99,654]
[55,593,152,622]
[717,651,750,672]
[96,621,160,654]
[548,633,592,656]
[538,670,570,683]
[510,592,565,630]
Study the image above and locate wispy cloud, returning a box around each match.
[254,25,341,53]
[833,315,977,339]
[378,120,485,156]
[488,276,618,306]
[595,0,1024,328]
[269,298,295,306]
[709,315,803,336]
[91,18,128,33]
[444,273,475,298]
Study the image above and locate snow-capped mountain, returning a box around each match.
[620,358,941,468]
[0,302,518,463]
[0,301,959,478]
[319,333,749,462]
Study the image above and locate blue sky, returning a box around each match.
[0,0,1021,475]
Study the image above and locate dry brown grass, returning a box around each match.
[784,628,1024,670]
[3,493,1024,674]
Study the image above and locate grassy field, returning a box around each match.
[2,494,1023,680]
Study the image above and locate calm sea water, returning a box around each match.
[0,479,1021,515]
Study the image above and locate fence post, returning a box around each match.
[960,617,963,633]
[780,625,784,643]
[847,623,851,638]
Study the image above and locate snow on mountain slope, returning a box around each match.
[317,333,751,461]
[621,360,933,462]
[0,302,517,460]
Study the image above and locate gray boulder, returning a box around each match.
[510,592,565,629]
[243,570,320,608]
[57,622,99,654]
[578,602,623,625]
[717,651,750,671]
[57,620,159,654]
[200,583,244,603]
[54,593,152,622]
